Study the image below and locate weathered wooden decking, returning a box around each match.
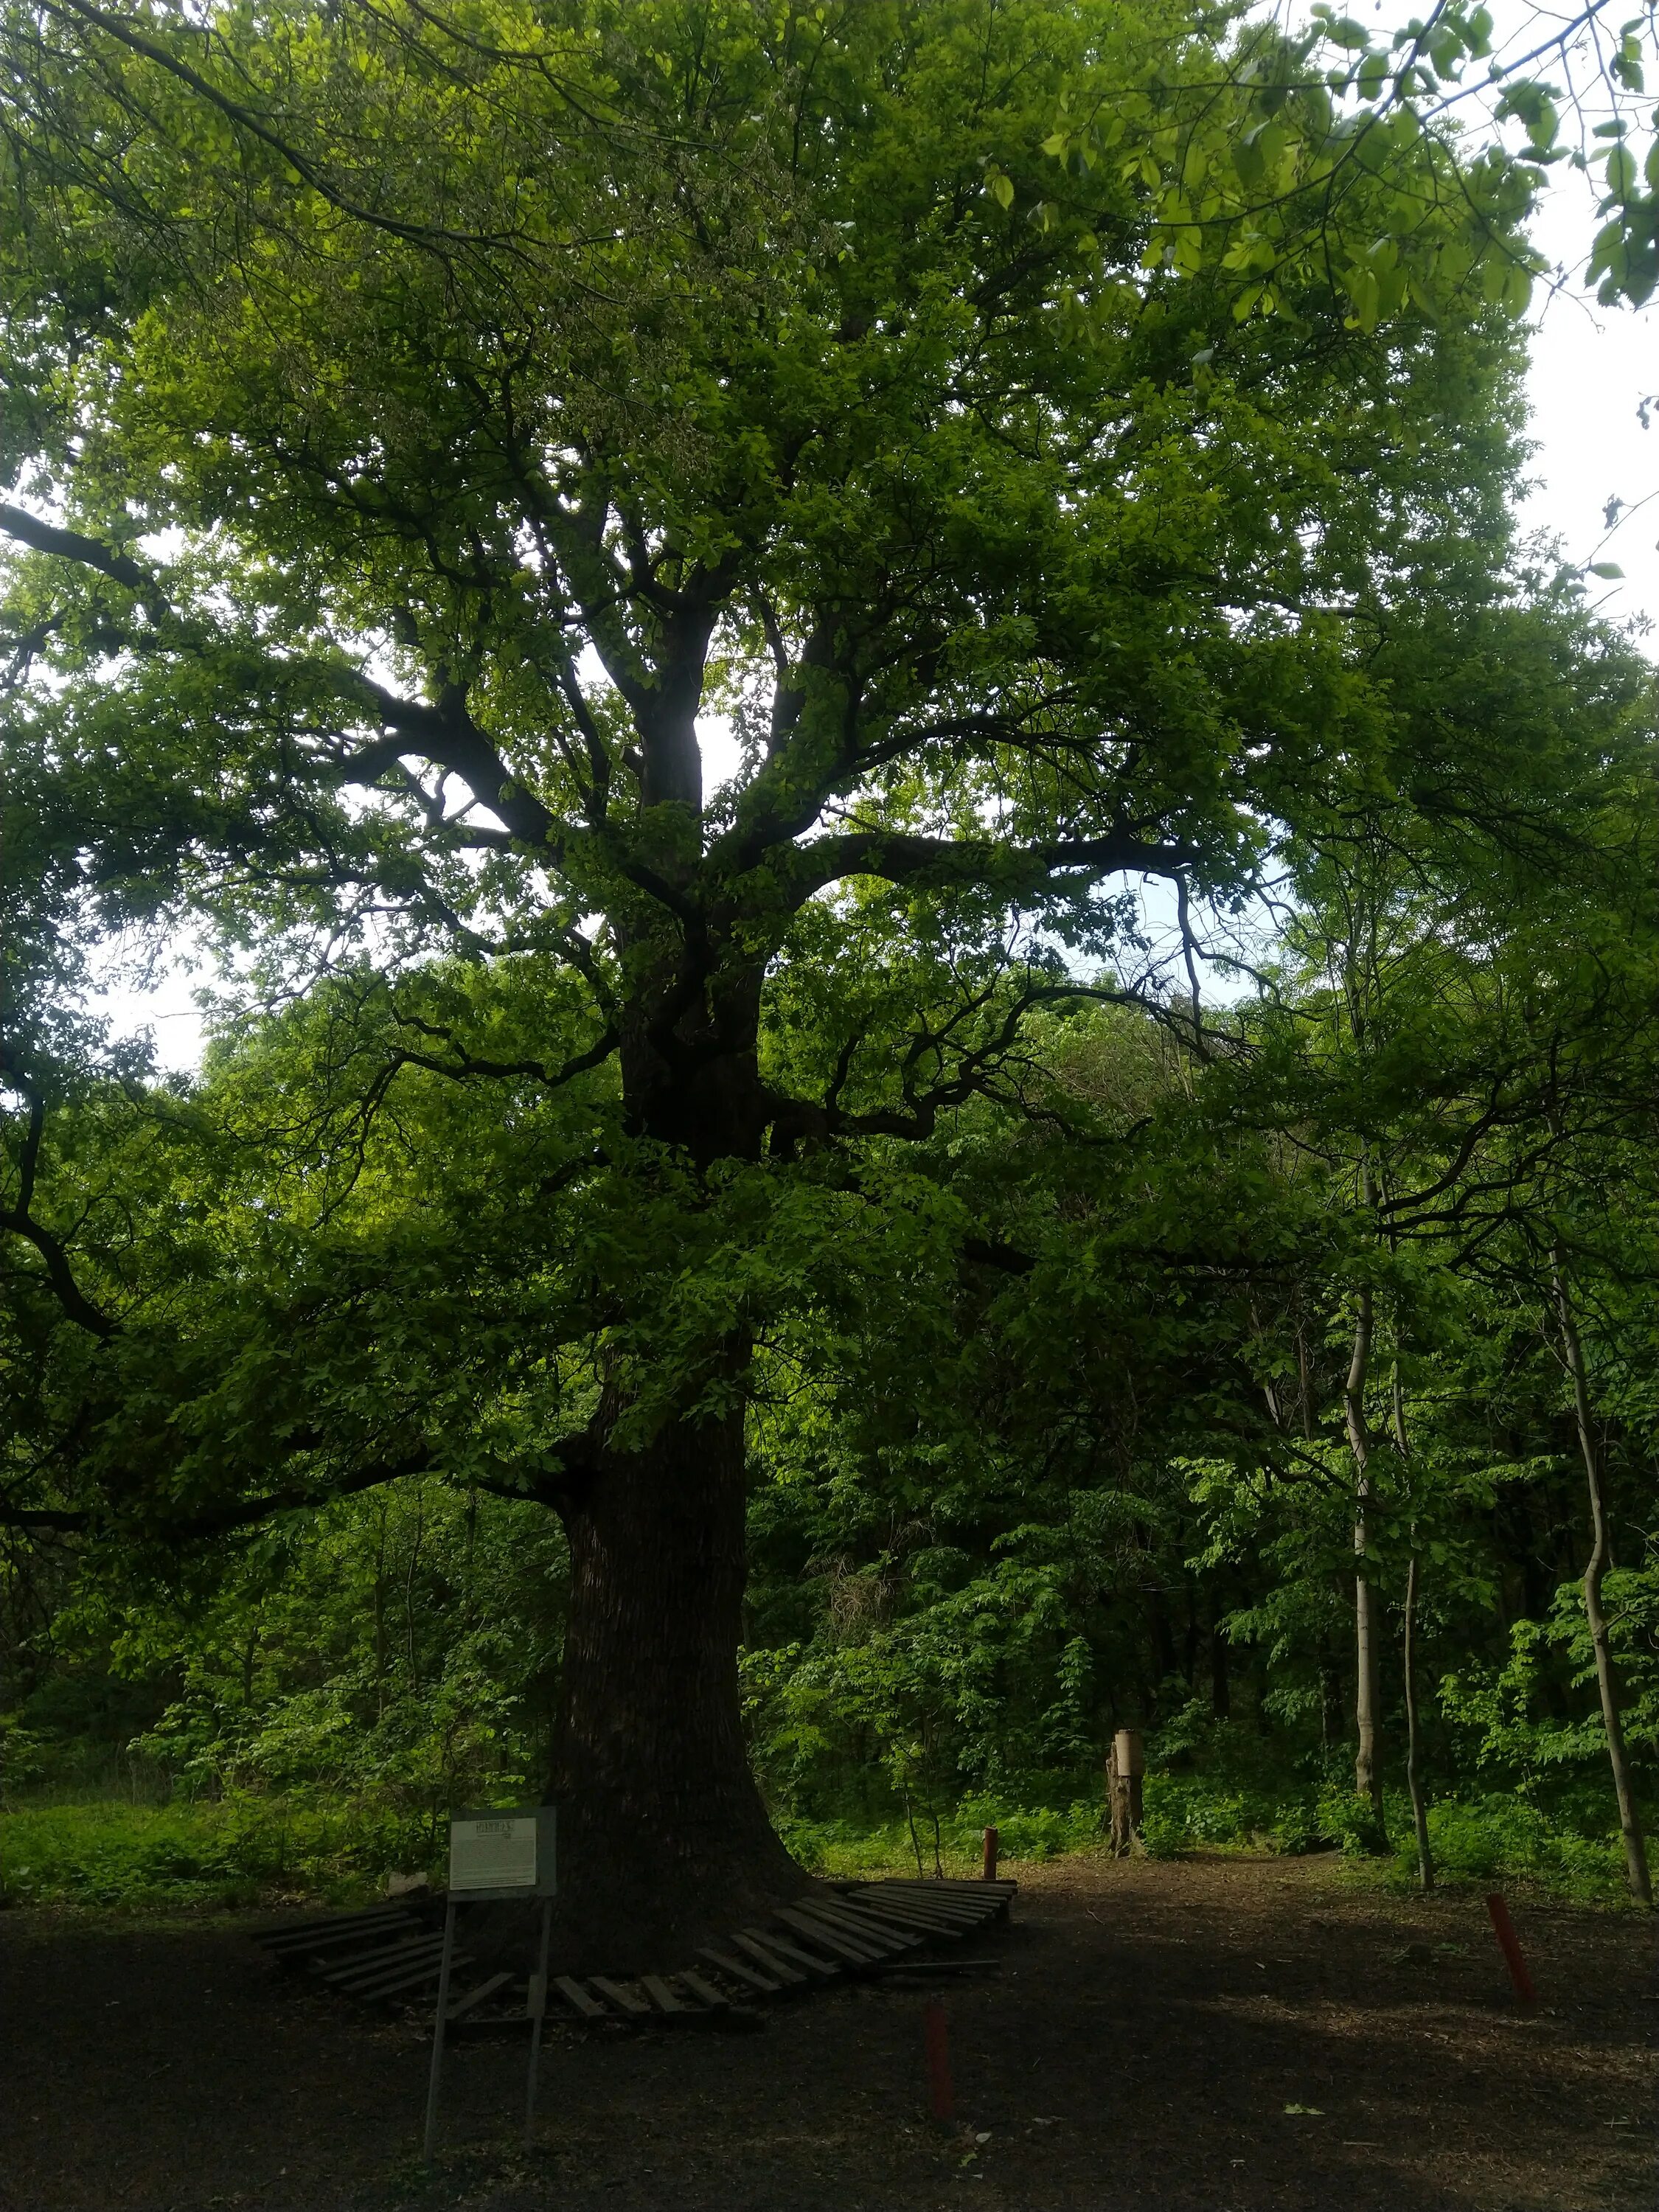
[250,1877,1017,2031]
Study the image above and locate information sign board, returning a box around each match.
[445,1804,557,1902]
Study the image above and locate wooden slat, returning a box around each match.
[880,1877,1001,1902]
[349,1948,473,2001]
[316,1933,444,1985]
[327,1938,451,1990]
[260,1913,419,1956]
[251,1907,412,1944]
[807,1897,922,1950]
[896,1877,1017,1896]
[254,1877,1015,2034]
[358,1961,463,2003]
[675,1969,731,2011]
[724,1930,809,1985]
[258,1924,415,1958]
[884,1878,1015,1900]
[849,1892,964,1935]
[874,1887,992,1922]
[445,1972,515,2023]
[589,1976,651,2017]
[739,1925,840,1979]
[774,1904,888,1964]
[553,1975,611,2020]
[848,1882,956,1917]
[317,1944,446,1991]
[859,1899,985,1936]
[322,1939,451,1992]
[697,1943,782,1994]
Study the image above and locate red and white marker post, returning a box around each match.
[923,1995,955,2122]
[1485,1893,1538,2008]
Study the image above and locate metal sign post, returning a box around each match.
[423,1805,557,2163]
[524,1892,555,2146]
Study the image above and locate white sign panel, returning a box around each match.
[449,1813,538,1893]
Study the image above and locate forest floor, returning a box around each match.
[1,1851,1653,2212]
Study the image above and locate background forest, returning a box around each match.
[9,746,1657,1907]
[1,0,1657,1927]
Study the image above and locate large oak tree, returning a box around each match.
[1,0,1545,1960]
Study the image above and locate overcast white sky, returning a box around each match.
[1522,182,1659,630]
[96,165,1659,1073]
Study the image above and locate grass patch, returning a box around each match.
[779,1798,1106,1878]
[0,1795,435,1909]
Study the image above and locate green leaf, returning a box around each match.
[1604,144,1638,198]
[1321,15,1371,52]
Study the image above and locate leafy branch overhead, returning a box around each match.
[0,0,1537,1141]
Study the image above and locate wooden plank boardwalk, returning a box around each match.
[248,1876,1017,2032]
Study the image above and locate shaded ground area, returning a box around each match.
[2,1854,1653,2211]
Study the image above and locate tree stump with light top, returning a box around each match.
[1107,1729,1145,1856]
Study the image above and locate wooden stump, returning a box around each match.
[1107,1728,1144,1856]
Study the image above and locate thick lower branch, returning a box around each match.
[780,825,1200,908]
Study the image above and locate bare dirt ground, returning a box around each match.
[1,1854,1653,2212]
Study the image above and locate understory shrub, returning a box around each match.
[1384,1792,1646,1902]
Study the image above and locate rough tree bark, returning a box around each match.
[1551,1248,1652,1907]
[546,1393,807,1969]
[519,929,814,1967]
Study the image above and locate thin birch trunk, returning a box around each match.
[1551,1247,1652,1905]
[1343,1274,1385,1834]
[1391,1363,1433,1891]
[1401,1553,1431,1890]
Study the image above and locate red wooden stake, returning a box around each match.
[1485,1893,1537,2007]
[923,1996,955,2121]
[981,1825,999,1881]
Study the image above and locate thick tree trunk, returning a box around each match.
[538,1395,807,1969]
[484,942,805,1968]
[1551,1250,1652,1906]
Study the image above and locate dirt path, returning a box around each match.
[1,1855,1652,2211]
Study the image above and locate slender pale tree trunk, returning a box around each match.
[1551,1247,1652,1905]
[1401,1552,1431,1890]
[1390,1361,1434,1892]
[1343,1276,1385,1835]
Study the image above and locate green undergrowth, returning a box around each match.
[3,1778,1647,1912]
[0,1795,437,1909]
[778,1797,1105,1879]
[783,1775,1652,1906]
[1374,1791,1649,1902]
